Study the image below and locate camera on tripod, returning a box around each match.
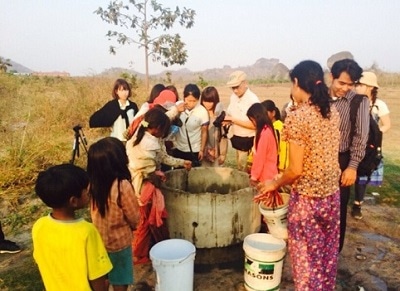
[73,124,83,132]
[70,124,88,164]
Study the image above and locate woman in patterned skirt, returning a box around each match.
[256,60,341,290]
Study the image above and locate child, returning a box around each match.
[126,108,192,264]
[261,99,289,172]
[200,86,228,166]
[89,79,138,142]
[33,164,112,291]
[247,103,278,186]
[87,137,140,291]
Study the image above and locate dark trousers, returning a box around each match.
[172,149,201,167]
[354,181,367,203]
[339,151,351,252]
[0,221,4,241]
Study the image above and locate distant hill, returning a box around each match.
[7,60,33,74]
[5,51,364,80]
[100,57,290,82]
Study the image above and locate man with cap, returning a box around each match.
[225,70,260,171]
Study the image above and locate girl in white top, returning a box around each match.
[89,79,138,142]
[173,84,209,166]
[126,108,191,263]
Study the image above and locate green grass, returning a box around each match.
[367,158,400,206]
[0,256,44,291]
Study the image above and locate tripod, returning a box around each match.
[70,125,88,164]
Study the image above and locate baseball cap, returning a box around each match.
[226,71,247,87]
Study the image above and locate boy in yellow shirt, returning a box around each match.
[32,164,112,291]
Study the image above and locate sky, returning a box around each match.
[1,0,400,76]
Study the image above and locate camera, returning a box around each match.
[213,111,226,128]
[73,124,83,132]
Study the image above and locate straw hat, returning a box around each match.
[359,72,379,88]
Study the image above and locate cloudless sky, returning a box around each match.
[1,0,400,76]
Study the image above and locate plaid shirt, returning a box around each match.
[91,179,139,252]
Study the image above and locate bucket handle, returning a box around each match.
[178,251,196,264]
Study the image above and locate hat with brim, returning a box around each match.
[226,70,247,87]
[359,72,379,88]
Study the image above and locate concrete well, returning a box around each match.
[162,167,260,264]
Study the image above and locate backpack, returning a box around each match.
[350,94,383,179]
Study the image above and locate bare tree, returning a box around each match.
[95,0,195,90]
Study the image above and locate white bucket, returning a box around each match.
[150,239,196,291]
[243,233,287,291]
[258,193,289,240]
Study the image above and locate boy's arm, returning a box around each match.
[89,275,109,291]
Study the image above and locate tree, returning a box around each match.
[95,0,195,90]
[0,57,12,73]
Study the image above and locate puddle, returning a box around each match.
[361,232,391,243]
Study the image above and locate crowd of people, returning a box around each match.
[0,58,389,290]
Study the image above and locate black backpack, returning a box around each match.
[350,94,383,179]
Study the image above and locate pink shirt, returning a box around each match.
[251,126,278,182]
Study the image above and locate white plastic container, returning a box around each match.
[150,239,196,291]
[243,233,287,291]
[258,193,290,240]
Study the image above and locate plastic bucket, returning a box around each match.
[258,193,289,240]
[150,239,196,291]
[243,233,286,291]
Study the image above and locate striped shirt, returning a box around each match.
[333,90,370,169]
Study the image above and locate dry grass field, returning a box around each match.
[0,74,399,290]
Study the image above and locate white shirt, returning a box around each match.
[371,98,390,119]
[226,88,260,137]
[110,100,135,141]
[175,103,209,152]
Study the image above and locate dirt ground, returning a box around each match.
[1,199,398,290]
[130,201,400,291]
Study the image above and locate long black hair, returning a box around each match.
[246,103,275,150]
[261,99,281,121]
[148,83,166,103]
[87,137,131,217]
[290,60,331,119]
[133,107,171,146]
